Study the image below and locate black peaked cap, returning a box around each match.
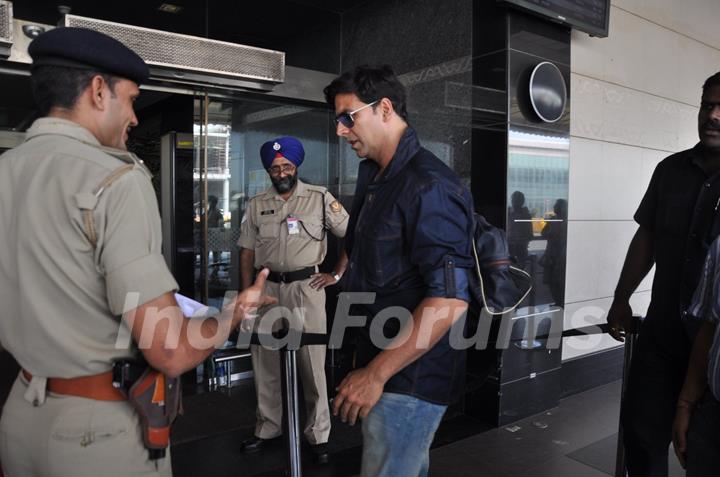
[28,27,149,85]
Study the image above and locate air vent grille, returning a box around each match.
[64,14,284,83]
[0,1,14,47]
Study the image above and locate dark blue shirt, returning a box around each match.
[343,127,474,405]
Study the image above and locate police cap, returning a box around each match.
[28,27,149,85]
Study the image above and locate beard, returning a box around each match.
[271,172,298,194]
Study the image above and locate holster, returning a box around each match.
[117,367,183,460]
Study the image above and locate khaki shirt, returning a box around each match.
[0,118,178,378]
[238,179,349,271]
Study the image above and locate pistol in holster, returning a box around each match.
[112,361,183,460]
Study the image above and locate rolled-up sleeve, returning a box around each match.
[633,162,662,231]
[406,181,474,301]
[99,170,178,315]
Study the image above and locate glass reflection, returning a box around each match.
[507,128,569,308]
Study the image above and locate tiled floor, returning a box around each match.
[427,380,685,477]
[172,380,688,476]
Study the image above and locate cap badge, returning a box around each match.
[273,142,281,151]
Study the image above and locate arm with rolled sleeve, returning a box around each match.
[406,180,473,301]
[103,171,275,377]
[100,169,178,314]
[324,191,350,238]
[238,201,258,290]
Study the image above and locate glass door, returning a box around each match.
[192,96,338,316]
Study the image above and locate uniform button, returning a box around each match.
[682,310,689,317]
[705,182,711,188]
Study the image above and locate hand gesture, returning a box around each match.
[232,268,277,324]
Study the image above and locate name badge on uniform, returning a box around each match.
[287,216,300,235]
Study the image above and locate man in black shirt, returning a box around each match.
[608,71,720,476]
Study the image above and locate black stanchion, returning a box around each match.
[243,331,329,477]
[614,315,640,477]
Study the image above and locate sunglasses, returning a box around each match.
[334,100,379,129]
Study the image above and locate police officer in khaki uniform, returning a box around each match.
[0,28,273,477]
[238,137,349,463]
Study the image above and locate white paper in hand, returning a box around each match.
[175,293,210,318]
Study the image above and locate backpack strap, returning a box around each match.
[75,164,136,250]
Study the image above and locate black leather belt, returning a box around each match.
[266,267,315,283]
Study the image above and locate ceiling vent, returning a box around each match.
[0,1,14,58]
[63,14,285,91]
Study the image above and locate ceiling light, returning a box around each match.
[158,3,183,14]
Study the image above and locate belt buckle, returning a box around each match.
[279,272,288,283]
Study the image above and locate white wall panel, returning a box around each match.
[568,138,663,221]
[572,6,720,106]
[565,220,653,304]
[572,74,698,152]
[612,0,720,51]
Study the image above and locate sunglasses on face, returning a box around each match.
[334,100,379,129]
[267,164,296,175]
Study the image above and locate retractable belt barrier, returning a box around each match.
[234,316,640,477]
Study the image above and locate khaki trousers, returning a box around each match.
[0,374,171,477]
[246,278,331,444]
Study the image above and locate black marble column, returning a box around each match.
[467,4,571,426]
[340,0,474,184]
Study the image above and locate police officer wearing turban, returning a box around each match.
[0,28,273,476]
[238,137,350,463]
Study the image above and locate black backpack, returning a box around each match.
[470,213,532,315]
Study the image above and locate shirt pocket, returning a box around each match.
[258,216,281,240]
[360,218,404,288]
[295,214,325,241]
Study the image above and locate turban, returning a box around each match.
[260,136,305,169]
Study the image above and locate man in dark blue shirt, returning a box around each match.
[323,65,474,477]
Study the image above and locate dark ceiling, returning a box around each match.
[11,0,368,49]
[1,0,374,131]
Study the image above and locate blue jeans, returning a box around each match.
[361,392,447,477]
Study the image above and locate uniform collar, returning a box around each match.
[25,117,144,166]
[25,117,102,148]
[263,178,311,201]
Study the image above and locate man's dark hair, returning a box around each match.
[323,64,408,122]
[31,65,119,116]
[702,71,720,95]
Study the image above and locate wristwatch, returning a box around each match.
[332,273,341,282]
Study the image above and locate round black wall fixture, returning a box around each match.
[529,62,567,123]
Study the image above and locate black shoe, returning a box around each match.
[309,442,329,464]
[240,435,278,453]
